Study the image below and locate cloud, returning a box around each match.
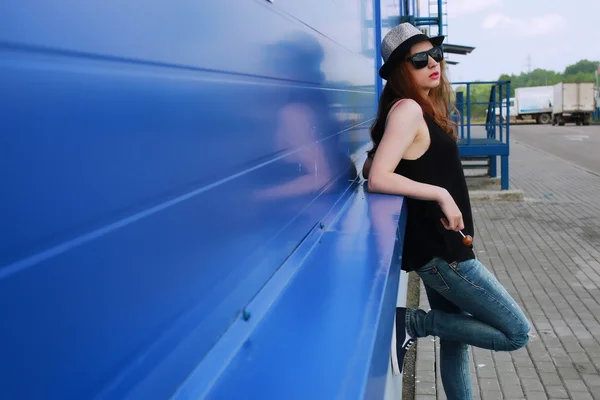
[482,13,567,36]
[446,0,502,17]
[481,14,518,29]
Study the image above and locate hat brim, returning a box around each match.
[379,34,445,79]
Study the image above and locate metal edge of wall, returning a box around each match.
[382,270,409,399]
[373,0,383,103]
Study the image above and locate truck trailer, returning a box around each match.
[493,85,554,124]
[552,82,594,126]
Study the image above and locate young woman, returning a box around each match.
[364,23,531,399]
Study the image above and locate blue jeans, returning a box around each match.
[407,257,531,400]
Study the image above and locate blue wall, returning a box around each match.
[0,1,377,398]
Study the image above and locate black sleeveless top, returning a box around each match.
[395,114,475,271]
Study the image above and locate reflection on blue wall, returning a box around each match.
[0,0,376,398]
[381,0,403,38]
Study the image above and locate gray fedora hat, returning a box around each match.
[379,23,444,79]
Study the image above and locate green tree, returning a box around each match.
[496,59,599,93]
[564,59,599,76]
[497,69,563,95]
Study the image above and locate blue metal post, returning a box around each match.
[594,80,599,120]
[456,91,464,139]
[374,0,383,104]
[498,84,503,142]
[460,98,465,139]
[506,81,510,145]
[489,83,498,178]
[466,84,471,144]
[486,85,496,139]
[502,80,511,190]
[437,0,443,35]
[501,155,509,190]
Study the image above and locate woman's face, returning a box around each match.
[406,41,442,91]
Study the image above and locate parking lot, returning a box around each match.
[511,124,600,175]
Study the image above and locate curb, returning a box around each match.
[469,189,524,202]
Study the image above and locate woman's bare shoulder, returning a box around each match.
[388,98,423,120]
[385,98,425,141]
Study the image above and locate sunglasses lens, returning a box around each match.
[411,53,428,69]
[430,47,444,62]
[408,47,443,69]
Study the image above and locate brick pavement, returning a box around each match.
[415,141,600,400]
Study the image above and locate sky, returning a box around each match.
[419,0,600,82]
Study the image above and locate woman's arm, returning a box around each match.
[367,100,445,201]
[367,99,464,230]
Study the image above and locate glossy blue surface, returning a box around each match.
[174,185,406,400]
[0,1,381,399]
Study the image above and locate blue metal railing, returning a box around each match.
[452,80,511,146]
[452,80,512,190]
[401,0,443,35]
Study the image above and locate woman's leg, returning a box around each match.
[422,283,473,400]
[408,257,531,352]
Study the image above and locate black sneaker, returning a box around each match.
[391,307,415,375]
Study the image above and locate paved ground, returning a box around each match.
[414,135,600,399]
[511,124,600,175]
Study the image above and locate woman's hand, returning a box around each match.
[437,189,464,231]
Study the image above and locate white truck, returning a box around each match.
[493,85,554,124]
[552,82,594,126]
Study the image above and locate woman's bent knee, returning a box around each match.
[506,328,531,351]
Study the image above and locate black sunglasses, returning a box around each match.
[406,46,444,69]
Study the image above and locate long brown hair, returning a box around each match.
[368,58,456,157]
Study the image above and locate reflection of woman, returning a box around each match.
[364,23,530,399]
[257,33,356,201]
[256,101,332,200]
